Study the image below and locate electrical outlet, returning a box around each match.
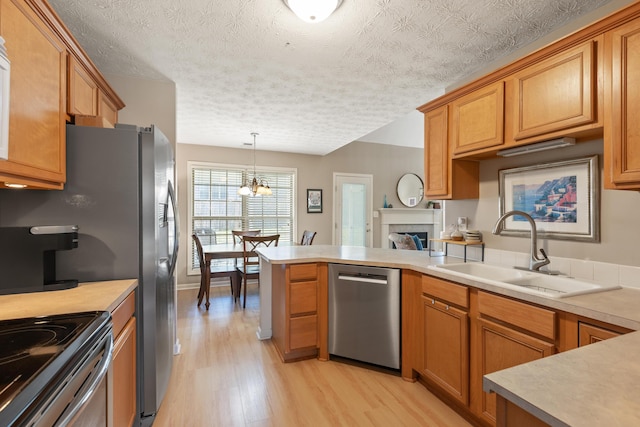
[457,217,467,231]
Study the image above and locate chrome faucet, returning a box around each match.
[492,210,550,272]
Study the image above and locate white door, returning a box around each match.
[333,173,373,247]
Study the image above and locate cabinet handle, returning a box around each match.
[431,299,435,305]
[445,305,450,310]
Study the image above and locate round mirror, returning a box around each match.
[396,173,424,207]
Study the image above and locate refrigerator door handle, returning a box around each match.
[167,180,179,278]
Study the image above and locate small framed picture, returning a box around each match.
[307,189,322,213]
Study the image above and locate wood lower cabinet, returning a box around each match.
[110,290,137,427]
[578,321,623,346]
[475,317,555,425]
[473,291,556,426]
[0,0,67,189]
[605,16,640,190]
[421,276,469,405]
[423,105,479,200]
[451,81,505,155]
[512,40,598,141]
[272,262,326,362]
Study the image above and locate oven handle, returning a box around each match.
[55,331,114,426]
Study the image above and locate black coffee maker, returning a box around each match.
[0,225,79,295]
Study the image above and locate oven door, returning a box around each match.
[29,326,113,427]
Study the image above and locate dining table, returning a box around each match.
[198,242,250,307]
[198,240,293,308]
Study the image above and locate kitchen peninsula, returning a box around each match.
[255,245,640,426]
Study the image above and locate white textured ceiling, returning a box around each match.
[49,0,612,155]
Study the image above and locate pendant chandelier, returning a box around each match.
[283,0,343,23]
[238,132,272,197]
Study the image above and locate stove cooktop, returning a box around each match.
[0,311,110,425]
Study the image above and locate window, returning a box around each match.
[188,161,296,274]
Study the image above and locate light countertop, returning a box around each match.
[257,245,640,426]
[0,279,137,320]
[483,331,640,427]
[256,245,640,329]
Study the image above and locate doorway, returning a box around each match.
[333,173,373,247]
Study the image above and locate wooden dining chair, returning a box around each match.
[300,230,317,245]
[192,234,238,310]
[232,229,261,244]
[236,234,279,308]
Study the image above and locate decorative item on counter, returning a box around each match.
[388,203,393,208]
[464,230,482,242]
[451,225,463,241]
[383,194,388,208]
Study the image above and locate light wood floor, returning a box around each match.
[154,283,472,427]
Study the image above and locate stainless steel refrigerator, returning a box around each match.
[0,124,179,426]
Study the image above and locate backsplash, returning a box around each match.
[444,245,640,289]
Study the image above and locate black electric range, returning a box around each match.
[0,311,111,426]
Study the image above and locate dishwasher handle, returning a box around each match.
[337,273,388,285]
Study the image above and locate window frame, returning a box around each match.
[187,161,297,276]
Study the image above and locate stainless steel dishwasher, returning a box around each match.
[328,263,401,370]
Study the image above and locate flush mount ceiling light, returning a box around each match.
[238,132,272,197]
[497,137,576,157]
[283,0,343,23]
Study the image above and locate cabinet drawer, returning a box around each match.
[289,315,317,350]
[422,275,469,308]
[290,280,317,315]
[289,263,317,281]
[111,291,135,338]
[478,291,555,340]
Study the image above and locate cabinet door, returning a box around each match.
[424,105,449,198]
[578,321,622,347]
[423,105,479,200]
[0,0,67,188]
[422,296,469,405]
[68,55,98,117]
[513,41,596,140]
[98,89,118,126]
[451,81,504,155]
[605,18,640,189]
[476,318,555,425]
[112,317,136,427]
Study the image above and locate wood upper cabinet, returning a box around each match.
[512,40,597,141]
[68,55,98,117]
[0,0,124,189]
[0,0,67,189]
[68,56,120,127]
[451,81,504,155]
[423,105,479,200]
[421,276,469,405]
[110,290,137,427]
[604,17,640,190]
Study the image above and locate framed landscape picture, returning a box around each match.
[498,155,599,242]
[307,189,322,213]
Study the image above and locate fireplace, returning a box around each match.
[379,208,442,249]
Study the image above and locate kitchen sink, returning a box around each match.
[428,263,621,298]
